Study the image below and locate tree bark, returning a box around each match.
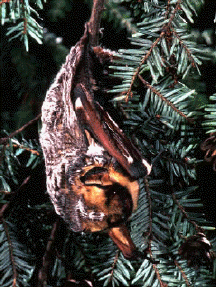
[88,0,105,46]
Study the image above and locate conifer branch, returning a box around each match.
[21,0,27,35]
[174,259,192,287]
[108,251,120,285]
[138,75,193,123]
[38,220,60,287]
[166,0,182,25]
[9,144,41,156]
[0,176,31,218]
[2,219,18,287]
[171,28,196,68]
[126,0,183,100]
[152,262,167,287]
[145,179,166,287]
[171,192,203,233]
[126,32,165,100]
[164,0,171,19]
[0,113,41,145]
[144,177,152,242]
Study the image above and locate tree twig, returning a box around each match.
[108,250,120,285]
[174,259,192,287]
[144,178,167,287]
[0,113,41,145]
[126,32,165,101]
[138,74,193,123]
[88,0,105,46]
[0,176,31,219]
[2,218,18,287]
[9,143,40,156]
[126,0,183,100]
[171,28,196,68]
[172,192,203,233]
[38,220,60,287]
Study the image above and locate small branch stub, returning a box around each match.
[88,0,105,46]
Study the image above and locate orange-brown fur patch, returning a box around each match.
[70,162,139,232]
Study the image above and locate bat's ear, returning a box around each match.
[108,224,139,259]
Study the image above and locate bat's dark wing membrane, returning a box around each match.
[73,83,151,179]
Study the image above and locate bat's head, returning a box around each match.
[64,162,140,259]
[71,164,139,231]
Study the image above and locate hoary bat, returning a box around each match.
[40,25,151,259]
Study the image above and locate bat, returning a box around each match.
[40,24,151,259]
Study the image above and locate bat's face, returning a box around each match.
[61,162,140,259]
[68,163,139,233]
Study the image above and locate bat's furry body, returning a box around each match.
[40,26,151,258]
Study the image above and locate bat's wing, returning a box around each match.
[73,83,151,179]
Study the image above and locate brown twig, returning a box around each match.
[145,178,167,287]
[166,0,182,26]
[144,177,152,240]
[152,262,168,287]
[2,218,18,287]
[88,0,105,47]
[126,32,165,101]
[171,192,203,233]
[164,0,171,19]
[126,0,183,100]
[108,250,120,285]
[138,74,193,123]
[174,259,192,287]
[0,113,41,145]
[38,220,60,287]
[20,0,27,35]
[171,28,196,68]
[9,144,40,156]
[0,176,31,219]
[0,203,10,220]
